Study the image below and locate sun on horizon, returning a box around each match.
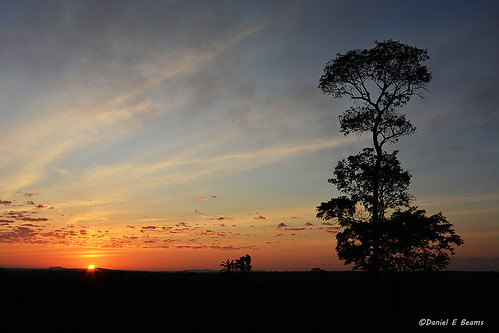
[87,265,95,270]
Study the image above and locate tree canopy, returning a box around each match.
[330,148,411,219]
[319,39,431,128]
[331,207,463,272]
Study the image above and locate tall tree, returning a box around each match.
[319,39,431,225]
[317,40,462,272]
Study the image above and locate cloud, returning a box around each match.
[324,226,340,234]
[0,0,271,193]
[0,200,12,205]
[68,136,352,197]
[0,226,39,243]
[282,227,306,231]
[140,226,158,232]
[23,192,39,197]
[210,216,233,221]
[1,210,27,219]
[305,222,313,226]
[26,201,35,205]
[254,215,266,220]
[277,223,287,228]
[21,217,49,222]
[89,200,106,204]
[0,208,51,223]
[196,195,221,201]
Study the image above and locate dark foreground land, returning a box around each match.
[0,269,497,332]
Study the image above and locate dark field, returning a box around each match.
[0,269,497,332]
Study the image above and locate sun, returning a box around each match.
[87,264,95,270]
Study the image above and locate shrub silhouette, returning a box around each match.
[220,254,252,273]
[235,254,252,273]
[219,259,236,273]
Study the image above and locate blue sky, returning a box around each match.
[0,0,498,270]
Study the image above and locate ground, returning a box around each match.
[0,269,497,332]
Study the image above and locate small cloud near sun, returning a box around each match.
[197,195,220,200]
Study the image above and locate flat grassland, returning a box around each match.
[0,269,497,332]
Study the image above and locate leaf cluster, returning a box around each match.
[381,208,464,272]
[332,208,463,272]
[319,39,431,110]
[339,107,416,145]
[329,148,411,217]
[319,40,430,145]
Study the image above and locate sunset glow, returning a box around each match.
[0,1,497,272]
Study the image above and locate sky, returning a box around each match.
[0,0,498,271]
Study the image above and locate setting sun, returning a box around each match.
[87,265,95,270]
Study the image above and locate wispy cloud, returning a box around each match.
[0,11,264,193]
[74,137,352,195]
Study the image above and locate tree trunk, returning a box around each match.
[372,110,383,272]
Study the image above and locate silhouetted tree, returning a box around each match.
[235,254,252,273]
[317,40,462,272]
[219,259,236,273]
[319,40,431,225]
[220,255,252,273]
